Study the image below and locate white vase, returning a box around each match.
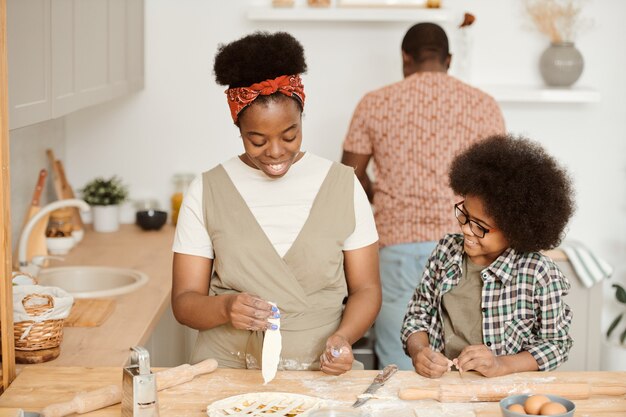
[92,205,120,233]
[600,340,626,371]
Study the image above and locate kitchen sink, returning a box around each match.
[37,266,149,299]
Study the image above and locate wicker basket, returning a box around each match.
[14,293,65,351]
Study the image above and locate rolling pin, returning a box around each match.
[40,358,218,417]
[399,382,626,403]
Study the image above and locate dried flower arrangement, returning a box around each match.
[524,0,585,43]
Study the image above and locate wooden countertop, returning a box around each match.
[0,368,624,416]
[36,224,175,367]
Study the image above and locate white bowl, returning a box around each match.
[72,229,84,243]
[46,236,76,255]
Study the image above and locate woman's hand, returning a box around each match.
[320,334,353,376]
[226,293,277,331]
[411,345,452,378]
[455,344,503,377]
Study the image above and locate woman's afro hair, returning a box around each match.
[214,31,307,88]
[448,134,575,253]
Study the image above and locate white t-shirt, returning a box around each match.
[172,152,378,259]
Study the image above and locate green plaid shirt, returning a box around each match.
[401,233,573,371]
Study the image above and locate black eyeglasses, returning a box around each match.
[454,201,491,238]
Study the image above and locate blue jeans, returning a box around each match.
[374,241,437,370]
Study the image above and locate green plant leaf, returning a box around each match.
[607,313,623,338]
[621,327,626,345]
[613,284,626,304]
[80,175,128,205]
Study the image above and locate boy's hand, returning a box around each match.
[411,346,452,378]
[456,344,504,377]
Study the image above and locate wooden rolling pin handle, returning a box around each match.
[156,358,218,391]
[40,385,122,417]
[398,387,439,401]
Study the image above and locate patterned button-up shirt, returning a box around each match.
[343,72,505,247]
[401,234,573,371]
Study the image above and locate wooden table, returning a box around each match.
[0,368,624,417]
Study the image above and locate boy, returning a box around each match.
[401,135,574,378]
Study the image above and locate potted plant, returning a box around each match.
[81,176,129,232]
[601,283,626,370]
[607,284,626,344]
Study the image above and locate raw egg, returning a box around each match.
[524,395,551,415]
[539,402,568,415]
[508,403,527,414]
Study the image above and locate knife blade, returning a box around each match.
[352,364,398,407]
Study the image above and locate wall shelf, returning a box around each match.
[478,85,601,104]
[247,5,453,23]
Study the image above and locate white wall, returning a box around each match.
[64,0,626,351]
[10,119,66,247]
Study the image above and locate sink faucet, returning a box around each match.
[18,198,91,273]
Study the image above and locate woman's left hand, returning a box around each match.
[455,344,504,377]
[320,334,353,376]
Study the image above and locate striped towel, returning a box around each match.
[560,241,614,288]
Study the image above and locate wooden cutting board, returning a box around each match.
[64,299,116,327]
[15,347,60,364]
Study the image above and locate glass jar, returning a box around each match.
[171,173,194,226]
[46,207,74,237]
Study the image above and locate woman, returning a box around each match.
[172,31,381,375]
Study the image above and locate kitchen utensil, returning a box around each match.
[55,160,84,232]
[352,364,398,407]
[34,357,219,417]
[46,149,84,233]
[398,382,626,403]
[64,299,116,327]
[13,169,48,268]
[46,150,64,202]
[40,385,122,417]
[122,346,158,417]
[155,356,218,391]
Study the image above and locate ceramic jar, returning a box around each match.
[539,42,584,87]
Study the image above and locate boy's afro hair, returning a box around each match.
[449,134,575,253]
[214,31,307,88]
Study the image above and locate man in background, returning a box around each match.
[341,22,505,369]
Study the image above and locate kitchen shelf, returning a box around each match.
[247,5,453,23]
[478,85,601,104]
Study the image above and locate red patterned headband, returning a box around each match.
[226,74,305,123]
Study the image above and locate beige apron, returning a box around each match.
[190,162,356,370]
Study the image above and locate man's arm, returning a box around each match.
[341,151,373,202]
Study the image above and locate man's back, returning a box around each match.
[343,72,505,247]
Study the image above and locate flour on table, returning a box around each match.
[262,302,281,384]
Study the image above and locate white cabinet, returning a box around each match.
[7,0,51,129]
[7,0,144,130]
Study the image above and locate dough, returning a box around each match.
[206,392,321,417]
[262,302,282,384]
